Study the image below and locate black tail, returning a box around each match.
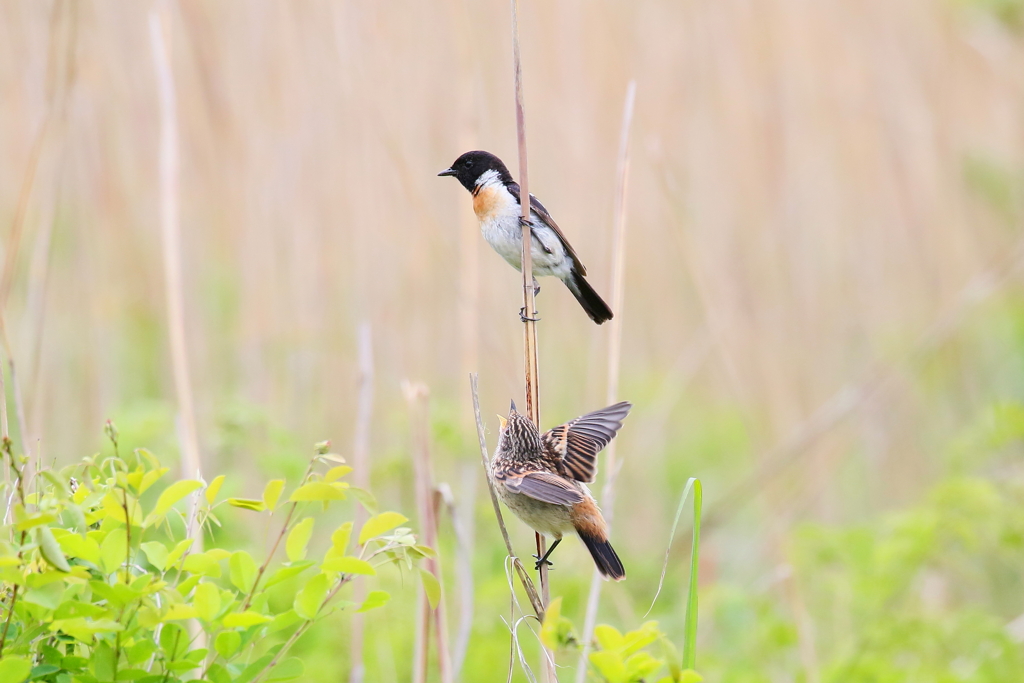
[579,531,625,581]
[565,269,613,324]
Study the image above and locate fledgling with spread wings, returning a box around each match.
[490,400,632,580]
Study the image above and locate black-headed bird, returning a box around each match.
[439,151,613,324]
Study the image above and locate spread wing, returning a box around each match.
[508,183,585,275]
[543,402,632,483]
[499,470,584,505]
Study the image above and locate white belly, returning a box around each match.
[496,485,576,538]
[472,182,573,280]
[481,212,573,280]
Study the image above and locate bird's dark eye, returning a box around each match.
[465,160,474,167]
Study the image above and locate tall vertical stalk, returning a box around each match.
[508,1,551,680]
[349,323,374,683]
[150,2,202,484]
[576,81,636,683]
[405,382,453,683]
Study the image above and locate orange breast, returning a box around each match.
[472,185,505,221]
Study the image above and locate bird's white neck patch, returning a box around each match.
[474,169,503,190]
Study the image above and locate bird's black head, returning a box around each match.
[438,151,514,192]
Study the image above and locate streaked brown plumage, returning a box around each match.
[490,399,631,580]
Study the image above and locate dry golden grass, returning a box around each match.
[4,1,1024,650]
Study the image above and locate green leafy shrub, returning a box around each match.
[540,598,702,683]
[0,428,429,683]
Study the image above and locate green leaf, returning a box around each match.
[57,534,100,565]
[625,652,664,680]
[267,609,303,634]
[162,603,199,621]
[29,664,60,679]
[183,551,223,577]
[263,479,285,512]
[330,522,352,556]
[347,487,378,514]
[358,512,408,545]
[22,582,64,610]
[622,622,661,657]
[357,590,390,613]
[228,498,266,512]
[99,528,128,575]
[147,479,203,523]
[540,596,564,650]
[418,567,441,610]
[37,526,70,573]
[229,551,257,593]
[137,466,169,494]
[222,611,272,628]
[286,517,314,562]
[160,623,188,659]
[288,482,346,503]
[678,671,703,683]
[322,557,375,575]
[206,475,226,504]
[214,630,241,658]
[194,581,222,621]
[595,624,625,651]
[165,538,194,570]
[264,561,315,589]
[93,641,116,681]
[266,657,304,682]
[590,651,628,683]
[141,542,169,571]
[324,465,353,483]
[294,572,329,619]
[16,512,57,531]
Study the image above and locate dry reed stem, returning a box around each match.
[575,80,636,683]
[437,479,476,680]
[150,4,205,656]
[508,2,551,679]
[150,4,202,483]
[404,382,453,683]
[470,373,544,619]
[349,322,374,683]
[0,1,75,491]
[0,354,9,516]
[0,1,70,310]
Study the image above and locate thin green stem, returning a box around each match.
[682,480,702,670]
[239,458,316,612]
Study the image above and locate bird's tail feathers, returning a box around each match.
[578,528,625,581]
[565,269,613,324]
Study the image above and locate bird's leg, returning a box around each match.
[532,276,541,296]
[519,307,541,323]
[533,538,561,571]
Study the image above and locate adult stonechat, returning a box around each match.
[439,151,614,324]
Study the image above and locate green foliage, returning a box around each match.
[0,428,426,683]
[540,606,702,683]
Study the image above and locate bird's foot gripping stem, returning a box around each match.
[532,554,554,572]
[532,538,561,572]
[519,307,541,323]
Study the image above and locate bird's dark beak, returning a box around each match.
[509,399,517,414]
[438,168,457,177]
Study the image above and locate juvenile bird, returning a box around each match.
[439,151,613,324]
[490,400,631,580]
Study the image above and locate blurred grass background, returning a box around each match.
[5,0,1024,680]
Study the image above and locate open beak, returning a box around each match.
[438,168,457,177]
[497,415,508,430]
